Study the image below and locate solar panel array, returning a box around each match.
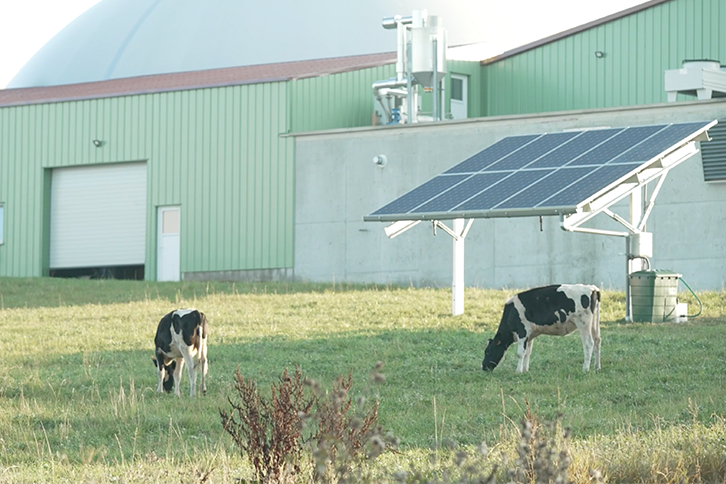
[366,121,714,222]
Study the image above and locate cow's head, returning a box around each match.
[152,357,176,392]
[482,336,507,371]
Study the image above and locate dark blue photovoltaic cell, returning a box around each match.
[543,163,642,207]
[571,125,666,166]
[415,172,509,213]
[608,121,711,164]
[496,167,593,209]
[528,128,623,168]
[453,170,547,212]
[371,174,468,215]
[485,131,580,171]
[445,135,540,174]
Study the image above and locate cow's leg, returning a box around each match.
[156,363,165,393]
[154,351,166,393]
[196,333,208,395]
[592,315,601,370]
[172,357,185,397]
[579,326,594,372]
[522,338,534,372]
[516,338,528,373]
[180,346,197,397]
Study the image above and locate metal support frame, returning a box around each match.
[560,141,701,321]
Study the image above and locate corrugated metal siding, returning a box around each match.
[0,82,293,278]
[701,119,726,181]
[483,0,726,116]
[290,64,396,132]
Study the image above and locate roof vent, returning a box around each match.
[665,59,726,101]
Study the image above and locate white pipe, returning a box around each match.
[431,37,439,121]
[379,88,408,97]
[372,78,409,91]
[625,240,632,321]
[560,221,629,238]
[406,38,414,123]
[396,20,406,82]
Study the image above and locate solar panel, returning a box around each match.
[445,135,539,173]
[365,120,716,222]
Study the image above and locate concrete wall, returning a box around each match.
[294,99,726,291]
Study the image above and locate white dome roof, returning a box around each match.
[9,0,489,88]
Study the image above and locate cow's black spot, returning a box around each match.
[519,285,576,326]
[581,294,590,310]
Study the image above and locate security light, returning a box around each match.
[92,139,103,147]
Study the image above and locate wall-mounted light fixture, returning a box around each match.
[92,139,103,147]
[373,154,388,167]
[594,51,605,59]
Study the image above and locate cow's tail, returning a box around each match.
[591,287,601,330]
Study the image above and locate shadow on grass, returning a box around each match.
[0,277,400,309]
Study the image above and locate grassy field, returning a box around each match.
[0,277,724,483]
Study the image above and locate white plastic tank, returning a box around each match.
[411,15,447,88]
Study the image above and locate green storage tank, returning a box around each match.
[629,270,681,322]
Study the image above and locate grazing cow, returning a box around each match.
[482,284,601,373]
[154,309,208,396]
[152,358,176,393]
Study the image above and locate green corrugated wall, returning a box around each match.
[290,65,397,131]
[482,0,726,116]
[0,82,294,278]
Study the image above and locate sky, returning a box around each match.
[0,0,649,90]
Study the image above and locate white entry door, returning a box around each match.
[450,74,468,120]
[157,206,180,281]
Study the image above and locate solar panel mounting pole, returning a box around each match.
[452,218,465,315]
[625,189,644,322]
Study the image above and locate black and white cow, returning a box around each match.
[154,309,208,396]
[482,284,601,373]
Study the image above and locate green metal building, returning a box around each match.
[0,0,723,281]
[0,53,482,280]
[481,0,726,115]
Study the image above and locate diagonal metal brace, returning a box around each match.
[432,219,474,241]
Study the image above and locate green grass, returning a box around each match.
[0,277,724,483]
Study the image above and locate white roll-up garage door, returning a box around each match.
[50,162,147,269]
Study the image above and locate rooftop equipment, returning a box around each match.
[373,10,447,124]
[665,59,726,101]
